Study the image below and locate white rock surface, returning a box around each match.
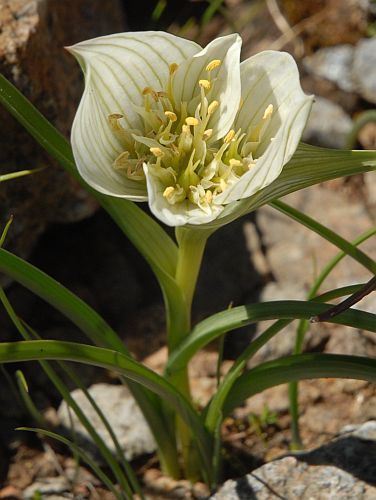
[212,421,376,499]
[303,97,353,149]
[57,383,156,461]
[352,38,376,104]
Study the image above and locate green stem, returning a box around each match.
[167,227,209,482]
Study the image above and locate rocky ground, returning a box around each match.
[0,0,375,498]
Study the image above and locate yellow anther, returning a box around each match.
[220,179,227,192]
[206,59,221,72]
[165,111,177,122]
[142,87,158,101]
[157,91,169,98]
[199,79,211,90]
[229,158,243,167]
[169,63,179,75]
[203,129,213,140]
[150,147,164,157]
[163,186,175,198]
[263,104,274,119]
[208,100,219,115]
[205,190,213,204]
[224,129,235,144]
[109,113,123,120]
[185,117,199,126]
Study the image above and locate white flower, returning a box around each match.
[70,32,313,226]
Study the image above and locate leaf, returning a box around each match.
[166,300,376,374]
[18,428,123,499]
[222,353,376,415]
[0,255,180,475]
[0,339,213,484]
[271,200,376,274]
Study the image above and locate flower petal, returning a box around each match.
[70,32,201,199]
[173,34,242,142]
[215,51,313,204]
[144,165,224,226]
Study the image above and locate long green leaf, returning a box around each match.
[166,300,376,374]
[223,353,376,415]
[0,288,134,496]
[271,200,376,274]
[0,339,213,484]
[196,143,376,231]
[18,427,122,499]
[0,249,127,352]
[0,248,178,475]
[203,283,365,431]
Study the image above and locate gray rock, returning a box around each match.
[352,38,376,104]
[303,45,355,92]
[212,421,376,499]
[23,477,71,499]
[303,97,353,149]
[303,38,376,104]
[57,383,156,461]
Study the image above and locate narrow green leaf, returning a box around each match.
[0,252,178,475]
[167,300,376,374]
[223,353,376,415]
[271,200,376,274]
[0,167,45,182]
[18,427,123,499]
[0,249,126,352]
[0,288,135,495]
[0,339,213,484]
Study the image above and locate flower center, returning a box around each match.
[109,59,274,213]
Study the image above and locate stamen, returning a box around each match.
[208,100,219,115]
[185,117,199,126]
[203,129,213,140]
[263,104,274,119]
[206,59,221,72]
[199,79,211,90]
[142,87,158,101]
[229,159,243,167]
[165,111,177,122]
[150,147,164,157]
[224,129,235,143]
[163,184,185,205]
[169,63,179,75]
[205,190,213,204]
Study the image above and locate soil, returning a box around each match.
[0,0,375,498]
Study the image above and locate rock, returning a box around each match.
[303,96,353,149]
[23,477,70,499]
[212,421,376,499]
[57,383,156,461]
[303,45,355,93]
[0,0,126,264]
[352,38,376,104]
[303,38,376,104]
